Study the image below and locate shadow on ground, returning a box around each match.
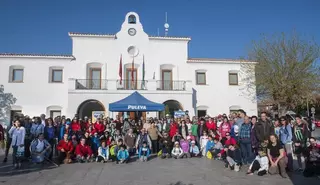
[168,181,193,185]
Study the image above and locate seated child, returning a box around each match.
[180,138,190,158]
[117,145,129,164]
[189,140,200,157]
[138,141,150,162]
[75,138,93,163]
[205,135,215,157]
[212,138,223,159]
[159,133,172,159]
[247,147,269,176]
[200,131,209,156]
[109,139,117,161]
[96,140,109,163]
[30,133,52,164]
[171,141,183,159]
[226,144,241,172]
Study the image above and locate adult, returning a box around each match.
[44,118,57,160]
[122,118,131,135]
[250,116,259,155]
[293,115,309,171]
[255,112,274,144]
[40,114,46,126]
[219,116,231,143]
[123,129,136,156]
[169,121,178,138]
[9,120,26,169]
[94,119,105,135]
[239,116,253,165]
[179,120,188,140]
[71,117,81,135]
[135,128,152,151]
[279,116,293,171]
[303,137,320,177]
[75,138,93,163]
[57,133,74,164]
[147,122,162,153]
[30,117,45,140]
[30,133,51,164]
[206,117,217,131]
[267,134,288,178]
[235,109,246,131]
[197,118,208,138]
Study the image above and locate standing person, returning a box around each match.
[179,120,188,140]
[255,112,274,144]
[40,114,46,126]
[147,122,162,154]
[9,120,26,169]
[235,109,246,131]
[57,133,73,164]
[219,117,231,144]
[30,117,45,140]
[239,116,253,165]
[0,123,4,153]
[135,129,152,152]
[206,117,217,132]
[124,129,136,156]
[250,116,259,156]
[191,120,198,142]
[169,121,178,138]
[122,118,131,135]
[267,134,288,178]
[293,115,309,172]
[279,117,293,171]
[44,118,57,160]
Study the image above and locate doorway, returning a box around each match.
[126,68,137,90]
[161,70,172,90]
[89,68,101,89]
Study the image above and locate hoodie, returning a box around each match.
[138,146,150,158]
[189,145,200,154]
[205,140,215,153]
[117,149,129,160]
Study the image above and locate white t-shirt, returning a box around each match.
[36,140,44,152]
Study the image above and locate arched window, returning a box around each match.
[128,15,136,24]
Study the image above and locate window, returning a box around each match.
[229,73,238,85]
[196,72,206,85]
[52,69,63,82]
[50,110,61,118]
[197,110,207,118]
[128,15,136,24]
[11,69,24,82]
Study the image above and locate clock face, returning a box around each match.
[128,28,136,36]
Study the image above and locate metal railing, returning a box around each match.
[156,80,186,91]
[75,79,108,90]
[116,80,148,90]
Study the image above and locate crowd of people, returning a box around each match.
[0,110,319,178]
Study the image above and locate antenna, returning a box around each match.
[164,12,169,36]
[157,28,160,36]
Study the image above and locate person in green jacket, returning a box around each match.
[191,121,199,144]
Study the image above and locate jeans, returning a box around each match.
[240,139,253,164]
[12,146,18,164]
[250,160,267,176]
[151,140,158,153]
[284,143,293,170]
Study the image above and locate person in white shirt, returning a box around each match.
[247,148,269,176]
[199,131,209,156]
[171,141,183,159]
[9,120,26,169]
[30,133,51,164]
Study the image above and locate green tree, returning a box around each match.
[241,32,320,116]
[0,85,17,126]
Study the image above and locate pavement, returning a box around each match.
[0,128,319,185]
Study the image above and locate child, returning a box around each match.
[96,140,109,163]
[159,132,172,159]
[138,141,150,162]
[247,147,268,176]
[212,138,223,159]
[109,139,117,161]
[171,141,183,159]
[189,140,200,157]
[200,131,209,156]
[226,144,242,171]
[91,132,100,156]
[180,138,190,158]
[205,135,215,156]
[117,145,129,164]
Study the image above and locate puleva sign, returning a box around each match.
[128,105,147,110]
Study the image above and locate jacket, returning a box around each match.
[171,147,183,156]
[30,123,44,139]
[249,155,269,172]
[9,126,26,147]
[94,123,105,134]
[117,149,129,160]
[30,138,50,153]
[91,136,101,152]
[205,140,215,153]
[189,145,200,154]
[71,121,81,132]
[169,123,178,138]
[44,126,57,141]
[279,124,293,144]
[292,123,309,144]
[98,146,109,160]
[191,124,198,136]
[138,147,150,158]
[254,119,274,142]
[180,140,190,153]
[219,122,231,138]
[197,123,208,137]
[206,121,217,131]
[135,133,152,148]
[59,125,72,141]
[75,144,93,157]
[57,139,74,152]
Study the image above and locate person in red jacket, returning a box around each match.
[57,133,74,164]
[75,138,93,163]
[71,117,81,133]
[206,117,217,131]
[94,120,105,135]
[169,122,178,138]
[220,132,237,156]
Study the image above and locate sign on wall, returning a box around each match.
[174,110,185,118]
[92,111,106,122]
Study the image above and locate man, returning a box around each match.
[40,114,46,126]
[235,109,246,131]
[147,122,162,153]
[255,112,274,144]
[75,138,93,163]
[30,117,45,140]
[124,129,136,156]
[239,116,253,165]
[135,128,152,151]
[57,133,74,164]
[293,115,309,171]
[122,118,131,135]
[30,133,51,164]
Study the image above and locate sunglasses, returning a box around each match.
[281,120,285,121]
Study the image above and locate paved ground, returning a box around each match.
[0,128,319,185]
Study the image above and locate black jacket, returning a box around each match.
[254,119,274,142]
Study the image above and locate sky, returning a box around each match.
[0,0,319,59]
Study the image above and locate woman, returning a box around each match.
[9,120,26,169]
[179,120,188,140]
[279,117,293,171]
[267,134,288,178]
[44,118,57,160]
[30,133,51,164]
[219,117,231,143]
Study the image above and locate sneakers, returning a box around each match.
[3,157,7,163]
[234,165,240,172]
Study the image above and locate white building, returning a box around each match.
[0,12,257,124]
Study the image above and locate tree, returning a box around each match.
[241,32,320,116]
[0,85,17,126]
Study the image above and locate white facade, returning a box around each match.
[0,12,257,123]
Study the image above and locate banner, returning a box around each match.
[92,111,106,123]
[174,110,186,118]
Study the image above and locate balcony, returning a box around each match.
[75,79,108,90]
[156,80,186,91]
[116,80,148,90]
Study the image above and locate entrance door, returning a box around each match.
[162,70,172,90]
[197,110,207,118]
[89,68,101,89]
[126,69,137,90]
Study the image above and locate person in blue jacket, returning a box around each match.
[117,145,129,164]
[91,132,101,156]
[138,141,150,162]
[189,140,200,157]
[59,121,71,141]
[205,135,215,155]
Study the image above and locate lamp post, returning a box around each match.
[311,107,316,121]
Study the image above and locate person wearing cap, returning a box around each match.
[189,140,200,157]
[171,141,183,159]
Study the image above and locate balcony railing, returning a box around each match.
[75,79,108,90]
[116,80,148,90]
[156,80,186,91]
